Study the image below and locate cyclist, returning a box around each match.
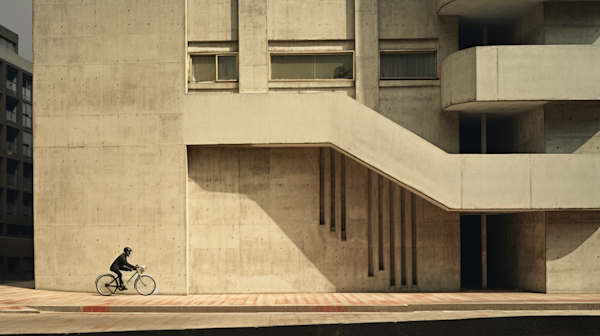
[110,247,139,290]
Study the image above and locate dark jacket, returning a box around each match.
[110,253,136,270]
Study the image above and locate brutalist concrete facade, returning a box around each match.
[34,0,600,294]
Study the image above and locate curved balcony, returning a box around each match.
[441,45,600,113]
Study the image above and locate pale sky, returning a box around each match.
[0,0,33,61]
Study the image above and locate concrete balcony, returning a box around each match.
[441,45,600,113]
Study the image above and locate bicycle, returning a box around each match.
[95,265,156,296]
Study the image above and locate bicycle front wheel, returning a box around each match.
[135,275,156,296]
[96,274,118,296]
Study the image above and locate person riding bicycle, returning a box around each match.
[110,247,139,290]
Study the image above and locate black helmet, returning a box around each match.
[124,247,132,253]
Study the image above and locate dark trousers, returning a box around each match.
[110,266,129,286]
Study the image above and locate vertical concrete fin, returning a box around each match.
[378,175,384,270]
[330,149,337,232]
[319,148,325,225]
[411,193,418,287]
[341,155,347,241]
[367,170,374,277]
[404,188,413,289]
[389,180,396,287]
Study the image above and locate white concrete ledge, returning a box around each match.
[441,45,600,113]
[183,92,600,211]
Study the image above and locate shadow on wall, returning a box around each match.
[546,213,600,261]
[186,146,459,293]
[187,146,363,292]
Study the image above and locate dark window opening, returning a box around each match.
[380,52,437,79]
[270,54,353,80]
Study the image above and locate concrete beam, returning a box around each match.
[183,92,600,212]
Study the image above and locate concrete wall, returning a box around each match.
[187,146,460,293]
[187,0,238,41]
[545,103,600,154]
[545,2,600,45]
[267,0,354,40]
[488,106,545,154]
[546,212,600,293]
[33,0,188,294]
[510,4,544,45]
[487,213,546,293]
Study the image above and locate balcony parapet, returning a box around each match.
[441,45,600,113]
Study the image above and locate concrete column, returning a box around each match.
[481,114,487,154]
[481,213,488,290]
[355,0,379,111]
[238,0,268,93]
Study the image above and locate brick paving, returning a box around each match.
[2,285,600,310]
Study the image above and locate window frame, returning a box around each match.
[188,53,239,83]
[379,50,439,80]
[268,51,355,82]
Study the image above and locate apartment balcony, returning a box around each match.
[7,141,18,156]
[23,177,32,190]
[6,80,17,96]
[441,45,600,113]
[6,203,17,216]
[6,174,17,188]
[6,110,17,124]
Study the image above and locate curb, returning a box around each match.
[26,302,600,314]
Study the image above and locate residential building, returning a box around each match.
[0,25,34,282]
[34,0,600,294]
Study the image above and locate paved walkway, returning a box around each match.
[2,285,600,313]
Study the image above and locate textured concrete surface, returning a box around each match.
[488,213,546,293]
[187,147,459,293]
[184,93,600,211]
[442,45,600,112]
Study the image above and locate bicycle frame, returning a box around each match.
[120,269,140,287]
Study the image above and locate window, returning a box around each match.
[189,54,237,82]
[23,132,32,158]
[270,54,353,80]
[0,37,15,53]
[6,66,18,94]
[380,52,437,79]
[23,103,32,129]
[23,74,32,101]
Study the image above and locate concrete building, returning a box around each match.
[34,0,600,294]
[0,25,34,282]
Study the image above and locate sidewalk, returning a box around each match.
[2,285,600,314]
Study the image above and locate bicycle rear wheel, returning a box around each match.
[96,274,118,296]
[135,275,156,296]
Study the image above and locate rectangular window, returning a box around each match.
[270,54,353,80]
[23,103,32,129]
[23,75,32,101]
[380,52,437,79]
[189,54,237,82]
[23,132,32,158]
[0,37,16,53]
